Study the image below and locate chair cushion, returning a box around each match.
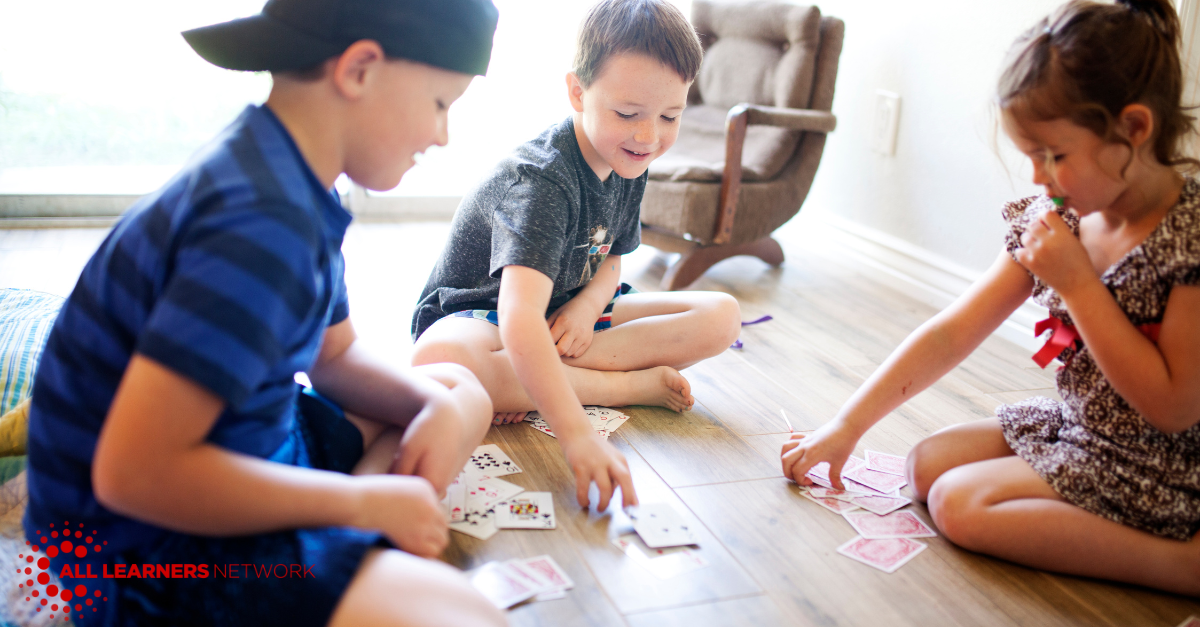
[694,2,822,110]
[650,104,801,182]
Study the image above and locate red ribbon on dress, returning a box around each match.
[1032,317,1162,369]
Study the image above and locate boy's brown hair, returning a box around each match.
[573,0,703,88]
[997,0,1198,172]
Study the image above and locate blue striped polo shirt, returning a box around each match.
[23,104,353,554]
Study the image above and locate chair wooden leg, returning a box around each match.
[660,236,786,290]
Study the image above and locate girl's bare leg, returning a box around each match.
[928,454,1200,596]
[906,418,1016,501]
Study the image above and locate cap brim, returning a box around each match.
[183,14,346,72]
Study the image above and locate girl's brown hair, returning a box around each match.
[998,0,1198,172]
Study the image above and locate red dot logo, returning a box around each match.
[19,522,109,621]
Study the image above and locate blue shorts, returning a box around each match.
[451,282,635,331]
[73,387,384,627]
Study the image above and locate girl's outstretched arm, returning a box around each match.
[782,251,1034,486]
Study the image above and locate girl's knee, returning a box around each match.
[907,436,947,501]
[927,471,987,551]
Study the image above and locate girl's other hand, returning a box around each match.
[781,420,860,489]
[1015,210,1096,296]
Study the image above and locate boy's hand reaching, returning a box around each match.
[560,431,638,510]
[781,420,860,489]
[548,298,602,358]
[352,475,448,558]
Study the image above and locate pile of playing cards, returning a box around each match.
[445,445,557,540]
[526,406,630,440]
[799,450,937,574]
[468,555,574,609]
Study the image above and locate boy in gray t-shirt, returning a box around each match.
[412,0,741,511]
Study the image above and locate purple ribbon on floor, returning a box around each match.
[731,315,774,349]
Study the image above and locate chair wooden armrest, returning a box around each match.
[714,104,838,244]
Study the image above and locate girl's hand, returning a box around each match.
[781,420,860,489]
[548,298,601,358]
[1014,211,1097,296]
[560,431,637,510]
[352,475,448,558]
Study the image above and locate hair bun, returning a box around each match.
[1116,0,1180,44]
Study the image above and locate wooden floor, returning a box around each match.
[1,215,1197,627]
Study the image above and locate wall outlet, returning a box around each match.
[873,90,901,156]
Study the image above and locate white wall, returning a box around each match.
[802,0,1200,274]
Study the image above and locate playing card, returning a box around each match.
[629,502,698,548]
[804,473,835,489]
[1175,616,1200,627]
[843,510,937,539]
[495,492,556,529]
[520,555,574,590]
[803,491,861,514]
[836,536,927,573]
[527,407,630,440]
[806,456,863,482]
[612,532,710,579]
[465,476,525,512]
[469,561,537,608]
[526,413,557,438]
[849,493,912,516]
[447,474,467,522]
[865,450,907,476]
[808,487,865,501]
[450,507,499,540]
[465,444,522,476]
[844,465,908,494]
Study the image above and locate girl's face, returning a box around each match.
[1005,115,1133,217]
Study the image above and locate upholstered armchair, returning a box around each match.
[641,0,843,289]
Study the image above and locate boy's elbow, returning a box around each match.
[92,449,150,516]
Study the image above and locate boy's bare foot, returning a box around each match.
[493,411,528,425]
[621,366,694,412]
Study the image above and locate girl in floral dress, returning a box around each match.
[782,0,1200,594]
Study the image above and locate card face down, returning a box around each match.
[495,492,556,529]
[836,536,926,573]
[843,510,937,539]
[469,561,537,608]
[865,450,907,476]
[629,503,698,548]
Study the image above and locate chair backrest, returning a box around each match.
[691,0,823,111]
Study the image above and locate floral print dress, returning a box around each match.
[997,178,1200,541]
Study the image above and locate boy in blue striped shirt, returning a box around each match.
[23,1,506,625]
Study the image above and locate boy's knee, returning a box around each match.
[699,292,742,350]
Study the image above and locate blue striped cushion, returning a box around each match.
[0,289,64,415]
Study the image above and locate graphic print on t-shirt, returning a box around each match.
[578,224,613,285]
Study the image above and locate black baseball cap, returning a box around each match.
[182,0,499,76]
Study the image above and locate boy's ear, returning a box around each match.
[1117,103,1155,150]
[566,72,586,113]
[332,40,387,101]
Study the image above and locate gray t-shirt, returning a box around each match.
[412,117,645,339]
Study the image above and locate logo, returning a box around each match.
[17,520,108,622]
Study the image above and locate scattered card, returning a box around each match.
[865,450,907,477]
[527,406,631,440]
[803,491,861,514]
[612,532,710,579]
[1175,616,1200,627]
[469,561,537,608]
[495,492,556,529]
[844,465,908,494]
[843,510,937,539]
[836,536,927,573]
[466,444,522,477]
[629,503,698,548]
[446,475,467,522]
[450,507,500,540]
[465,476,525,512]
[808,487,865,501]
[520,555,574,591]
[849,493,912,516]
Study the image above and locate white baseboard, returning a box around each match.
[813,212,1046,352]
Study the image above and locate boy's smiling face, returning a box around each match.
[568,53,690,181]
